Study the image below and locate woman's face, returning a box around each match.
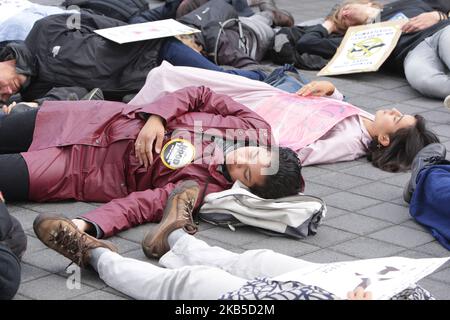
[337,3,374,29]
[374,108,417,136]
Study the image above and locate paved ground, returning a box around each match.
[13,0,450,300]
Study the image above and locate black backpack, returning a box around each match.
[62,0,149,22]
[267,26,329,70]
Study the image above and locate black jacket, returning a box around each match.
[296,0,450,72]
[0,203,25,300]
[178,0,259,68]
[19,12,163,101]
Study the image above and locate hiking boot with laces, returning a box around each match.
[142,180,200,259]
[33,213,118,268]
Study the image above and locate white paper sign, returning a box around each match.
[318,20,405,76]
[273,256,449,299]
[94,18,201,44]
[0,0,31,22]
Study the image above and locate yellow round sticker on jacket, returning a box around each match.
[161,139,196,170]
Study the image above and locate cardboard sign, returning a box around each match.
[273,256,449,299]
[94,18,200,44]
[318,20,405,76]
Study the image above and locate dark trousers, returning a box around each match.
[0,108,37,154]
[159,38,266,81]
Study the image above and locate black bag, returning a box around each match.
[267,26,329,70]
[62,0,149,22]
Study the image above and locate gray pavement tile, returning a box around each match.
[9,208,39,230]
[389,197,410,207]
[199,226,270,247]
[348,182,404,201]
[430,124,450,138]
[346,95,393,110]
[381,172,411,187]
[322,192,381,211]
[13,294,32,300]
[308,172,372,190]
[368,89,419,103]
[324,213,393,235]
[323,206,351,220]
[415,242,450,257]
[391,85,422,98]
[18,274,96,300]
[341,164,394,180]
[428,267,450,285]
[195,234,246,253]
[108,236,140,254]
[22,248,72,273]
[301,166,332,179]
[303,181,340,197]
[358,202,411,224]
[315,160,362,171]
[102,287,132,300]
[367,225,435,249]
[71,290,127,300]
[123,248,161,264]
[400,220,430,232]
[386,103,428,115]
[19,202,99,219]
[330,237,405,259]
[117,223,154,243]
[419,110,450,124]
[25,235,48,253]
[299,248,358,263]
[337,83,384,95]
[404,96,445,110]
[418,278,450,300]
[301,225,358,248]
[395,249,437,259]
[241,237,321,256]
[20,263,50,284]
[58,268,108,290]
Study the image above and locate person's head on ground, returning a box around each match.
[327,0,383,33]
[0,41,35,103]
[366,110,439,172]
[225,146,304,198]
[0,60,27,102]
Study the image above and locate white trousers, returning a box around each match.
[95,234,315,300]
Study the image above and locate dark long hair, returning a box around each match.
[367,115,440,172]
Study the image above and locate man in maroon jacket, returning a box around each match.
[0,86,303,239]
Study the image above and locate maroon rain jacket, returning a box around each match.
[21,86,272,237]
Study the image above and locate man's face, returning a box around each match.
[337,3,373,29]
[0,60,27,102]
[225,146,272,189]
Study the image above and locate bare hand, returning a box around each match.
[402,12,440,33]
[347,287,373,300]
[323,19,338,34]
[2,101,38,115]
[135,115,165,169]
[297,81,336,97]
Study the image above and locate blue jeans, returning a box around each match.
[159,38,266,81]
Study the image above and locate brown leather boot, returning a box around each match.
[33,213,118,268]
[260,2,295,27]
[142,180,200,259]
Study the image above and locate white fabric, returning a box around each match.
[96,248,247,300]
[131,62,372,166]
[199,180,325,234]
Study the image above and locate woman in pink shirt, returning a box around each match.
[130,62,440,172]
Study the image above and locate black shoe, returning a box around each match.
[403,143,447,203]
[81,88,104,101]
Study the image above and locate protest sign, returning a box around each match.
[318,20,405,76]
[273,256,449,299]
[95,18,200,44]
